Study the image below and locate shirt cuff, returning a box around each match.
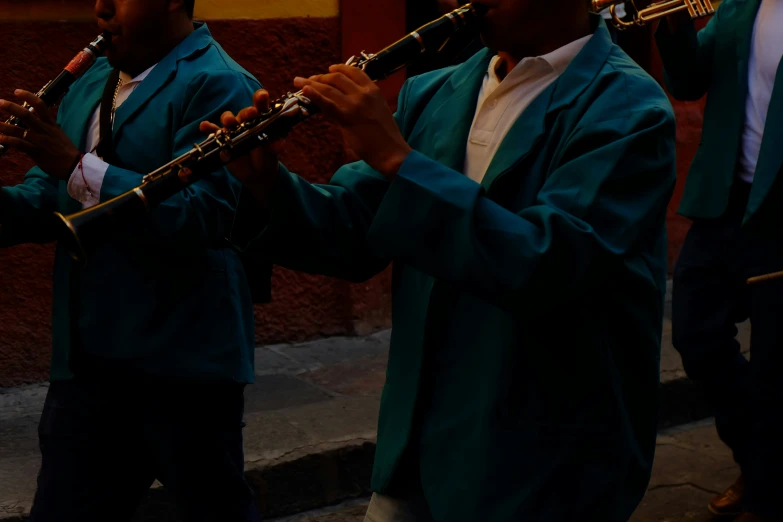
[67,153,109,208]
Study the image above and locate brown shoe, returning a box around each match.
[708,475,744,517]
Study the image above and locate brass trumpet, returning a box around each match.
[593,0,715,29]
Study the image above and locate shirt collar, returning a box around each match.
[119,62,158,85]
[487,33,593,83]
[543,34,593,75]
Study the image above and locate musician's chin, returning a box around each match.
[104,49,119,67]
[104,47,127,70]
[101,33,121,61]
[475,17,497,47]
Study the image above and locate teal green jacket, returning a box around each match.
[656,0,783,224]
[238,17,675,522]
[0,24,259,382]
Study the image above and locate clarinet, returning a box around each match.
[0,33,109,159]
[54,3,487,263]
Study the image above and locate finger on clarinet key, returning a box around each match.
[220,111,239,129]
[236,106,257,124]
[0,133,34,153]
[253,89,270,112]
[0,100,44,130]
[14,90,53,124]
[0,121,28,139]
[199,121,222,136]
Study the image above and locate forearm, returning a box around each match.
[234,162,390,282]
[93,163,240,250]
[0,172,60,247]
[366,152,601,308]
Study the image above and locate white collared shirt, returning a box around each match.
[67,63,157,208]
[737,0,783,184]
[464,35,592,183]
[599,2,627,19]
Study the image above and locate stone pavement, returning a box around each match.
[633,419,739,522]
[0,281,751,520]
[0,331,390,521]
[269,419,740,522]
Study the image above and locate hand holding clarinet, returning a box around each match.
[0,92,83,180]
[0,34,108,179]
[199,64,413,204]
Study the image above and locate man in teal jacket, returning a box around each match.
[209,0,676,520]
[0,0,261,520]
[656,1,783,519]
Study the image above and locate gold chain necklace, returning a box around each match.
[110,76,124,129]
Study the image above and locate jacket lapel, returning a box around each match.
[61,70,107,152]
[110,57,177,142]
[407,49,494,173]
[58,66,109,214]
[111,22,213,143]
[481,15,614,193]
[479,84,553,192]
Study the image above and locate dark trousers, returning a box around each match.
[28,376,261,522]
[673,181,783,517]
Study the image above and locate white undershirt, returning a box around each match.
[464,35,592,183]
[737,0,783,184]
[67,63,157,208]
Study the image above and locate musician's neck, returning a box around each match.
[124,19,194,78]
[495,15,592,81]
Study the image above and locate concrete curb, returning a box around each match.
[658,377,712,430]
[0,439,377,522]
[201,419,741,522]
[247,439,376,518]
[132,439,377,522]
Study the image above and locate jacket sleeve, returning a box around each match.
[0,165,61,247]
[654,4,725,101]
[99,70,259,249]
[231,78,424,282]
[363,106,677,310]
